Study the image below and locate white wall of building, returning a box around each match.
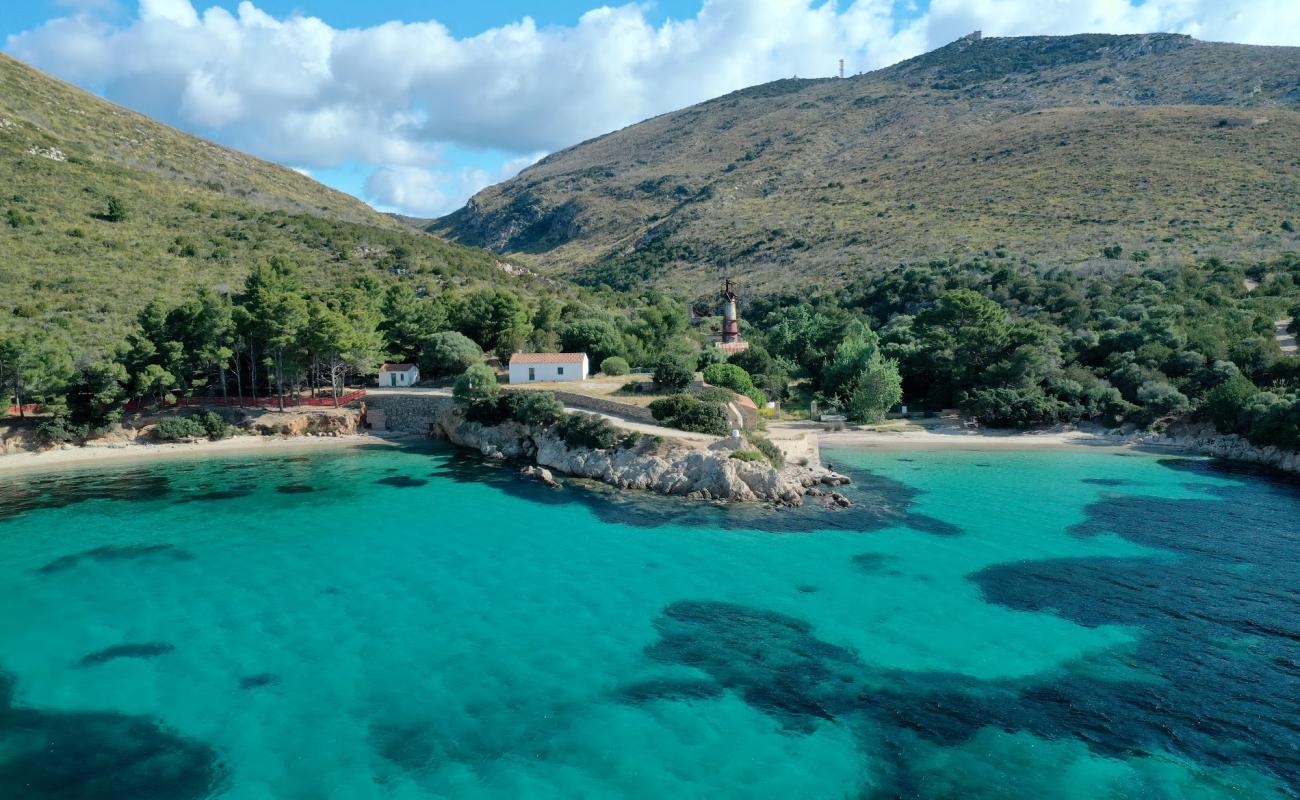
[381,367,419,387]
[509,356,588,384]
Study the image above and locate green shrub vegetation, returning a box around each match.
[556,412,618,449]
[745,433,785,468]
[653,357,693,392]
[742,255,1299,444]
[599,356,630,376]
[729,450,764,462]
[701,363,767,406]
[649,393,730,435]
[503,391,564,427]
[152,412,228,440]
[421,331,482,377]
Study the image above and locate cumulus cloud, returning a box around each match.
[364,152,545,217]
[6,0,1299,216]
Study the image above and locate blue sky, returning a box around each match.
[4,0,1293,217]
[1,1,712,40]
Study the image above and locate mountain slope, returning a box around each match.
[0,53,520,349]
[433,33,1300,295]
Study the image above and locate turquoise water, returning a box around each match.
[1,443,1298,798]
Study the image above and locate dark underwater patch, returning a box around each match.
[851,553,898,574]
[238,673,280,690]
[275,484,317,494]
[797,584,819,593]
[37,543,194,575]
[78,642,175,667]
[0,470,171,522]
[0,668,226,799]
[376,475,428,488]
[645,601,861,732]
[615,676,724,704]
[175,482,256,503]
[368,719,439,773]
[1081,478,1129,486]
[961,466,1300,788]
[643,582,1300,791]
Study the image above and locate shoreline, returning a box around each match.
[0,433,397,477]
[816,427,1157,452]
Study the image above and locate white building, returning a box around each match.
[509,353,589,384]
[378,363,420,387]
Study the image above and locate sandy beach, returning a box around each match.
[0,417,1191,480]
[774,418,1181,453]
[0,433,397,477]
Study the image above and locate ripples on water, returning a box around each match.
[0,444,1298,798]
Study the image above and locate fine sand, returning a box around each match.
[775,418,1183,453]
[0,433,398,477]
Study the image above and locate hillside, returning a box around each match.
[433,33,1300,296]
[0,53,521,349]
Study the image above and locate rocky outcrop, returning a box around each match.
[1152,421,1300,475]
[243,408,360,437]
[434,406,847,506]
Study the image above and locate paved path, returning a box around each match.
[366,387,718,444]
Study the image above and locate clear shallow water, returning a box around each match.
[1,443,1298,799]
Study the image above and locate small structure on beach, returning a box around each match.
[378,363,419,387]
[509,353,589,384]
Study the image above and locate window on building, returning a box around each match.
[557,366,565,376]
[528,367,535,381]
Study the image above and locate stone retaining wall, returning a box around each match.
[508,387,657,424]
[362,396,455,435]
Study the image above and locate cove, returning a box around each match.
[1,442,1298,798]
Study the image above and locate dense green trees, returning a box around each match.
[0,330,73,417]
[454,288,529,361]
[421,332,482,377]
[741,255,1299,441]
[560,318,623,365]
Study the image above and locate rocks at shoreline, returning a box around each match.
[1152,421,1300,475]
[435,406,846,506]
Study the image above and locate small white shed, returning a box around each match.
[509,353,589,384]
[378,363,420,387]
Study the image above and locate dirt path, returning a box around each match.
[1277,318,1297,354]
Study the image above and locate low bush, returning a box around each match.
[152,416,207,440]
[37,415,89,445]
[729,450,764,462]
[599,356,630,376]
[675,401,730,435]
[198,411,230,439]
[746,434,785,468]
[650,393,730,435]
[504,391,563,426]
[556,412,618,449]
[620,430,643,449]
[653,357,693,392]
[690,386,737,403]
[649,394,699,423]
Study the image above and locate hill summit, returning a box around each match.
[432,32,1300,295]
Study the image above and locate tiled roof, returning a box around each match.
[379,363,417,373]
[509,352,586,365]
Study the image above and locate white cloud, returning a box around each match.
[364,151,545,217]
[6,0,1299,216]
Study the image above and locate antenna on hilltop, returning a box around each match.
[839,58,845,79]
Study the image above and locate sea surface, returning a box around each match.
[1,442,1298,799]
